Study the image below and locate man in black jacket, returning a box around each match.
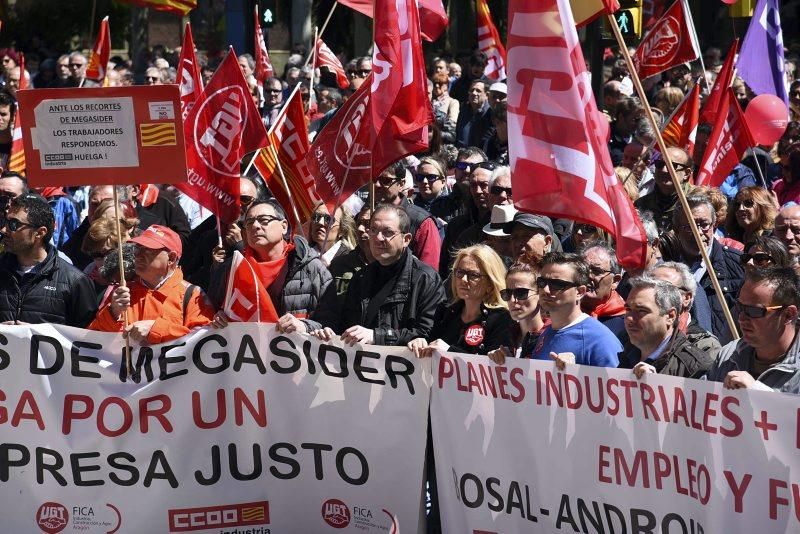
[455,79,494,149]
[311,204,444,346]
[0,193,97,326]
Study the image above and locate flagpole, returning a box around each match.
[681,0,707,92]
[304,2,338,67]
[269,143,308,240]
[309,26,319,107]
[112,186,133,376]
[607,13,740,340]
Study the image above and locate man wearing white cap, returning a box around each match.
[488,82,507,110]
[483,204,517,260]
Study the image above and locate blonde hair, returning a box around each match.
[451,244,508,309]
[614,166,640,202]
[81,217,126,255]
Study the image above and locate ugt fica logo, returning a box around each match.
[322,498,351,528]
[36,502,69,534]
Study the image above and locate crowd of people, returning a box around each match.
[0,37,797,408]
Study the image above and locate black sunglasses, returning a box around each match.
[741,252,774,266]
[4,217,34,232]
[536,277,580,292]
[500,287,535,301]
[475,161,498,172]
[311,213,335,225]
[654,160,690,172]
[239,195,254,205]
[455,161,473,172]
[735,300,786,319]
[415,173,442,183]
[489,185,512,196]
[573,223,597,234]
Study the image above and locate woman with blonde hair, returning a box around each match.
[307,202,357,266]
[725,186,777,244]
[408,244,513,356]
[81,217,133,305]
[653,86,684,117]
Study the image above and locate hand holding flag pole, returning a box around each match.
[606,13,739,341]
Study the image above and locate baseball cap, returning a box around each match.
[129,224,182,257]
[504,212,554,235]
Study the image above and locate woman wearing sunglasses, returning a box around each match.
[740,236,791,272]
[307,202,357,267]
[407,245,512,357]
[412,156,449,218]
[725,187,777,245]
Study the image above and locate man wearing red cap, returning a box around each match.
[89,224,215,344]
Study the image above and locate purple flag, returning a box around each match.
[737,0,788,105]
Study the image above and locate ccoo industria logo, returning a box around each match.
[168,501,269,532]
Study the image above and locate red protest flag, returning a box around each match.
[86,16,111,82]
[572,0,619,27]
[307,0,431,210]
[661,81,700,154]
[254,88,322,224]
[337,0,448,42]
[17,52,28,91]
[8,54,26,172]
[118,0,196,16]
[223,250,279,323]
[176,23,203,120]
[177,49,269,224]
[695,89,755,187]
[508,0,647,270]
[253,6,274,83]
[315,38,348,90]
[632,0,700,80]
[476,0,506,80]
[699,39,738,126]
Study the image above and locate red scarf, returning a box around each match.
[244,241,295,289]
[587,290,626,319]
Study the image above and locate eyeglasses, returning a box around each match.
[454,161,474,172]
[536,277,580,292]
[244,214,282,227]
[736,198,755,209]
[311,213,335,226]
[741,252,774,266]
[266,88,282,94]
[415,173,442,183]
[775,224,800,236]
[654,160,690,172]
[376,177,404,187]
[349,69,371,78]
[368,227,401,240]
[573,223,597,234]
[239,195,254,205]
[474,161,498,172]
[145,76,160,82]
[678,220,713,232]
[69,62,85,68]
[453,268,485,282]
[588,266,613,277]
[3,217,34,232]
[500,287,535,301]
[489,185,512,196]
[735,300,786,319]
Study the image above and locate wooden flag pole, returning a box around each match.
[112,186,133,375]
[607,13,740,340]
[304,2,338,67]
[268,143,308,240]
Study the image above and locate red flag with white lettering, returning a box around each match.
[254,6,274,83]
[661,81,700,154]
[695,89,755,187]
[177,49,269,224]
[315,38,349,89]
[176,23,203,120]
[86,16,111,82]
[508,0,647,270]
[476,0,506,80]
[632,0,700,80]
[307,0,431,210]
[254,88,322,224]
[699,39,738,127]
[223,250,279,323]
[8,54,26,173]
[337,0,448,42]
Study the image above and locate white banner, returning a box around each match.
[0,324,431,533]
[432,353,800,533]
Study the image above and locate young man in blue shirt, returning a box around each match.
[530,252,622,367]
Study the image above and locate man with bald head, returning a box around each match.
[775,204,800,274]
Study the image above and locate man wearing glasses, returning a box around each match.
[706,267,800,394]
[64,52,97,88]
[580,244,626,341]
[0,193,96,327]
[529,252,621,367]
[347,57,372,92]
[311,204,444,346]
[262,77,285,129]
[774,204,800,274]
[671,194,743,345]
[634,146,694,232]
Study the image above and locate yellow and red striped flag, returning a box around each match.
[119,0,196,16]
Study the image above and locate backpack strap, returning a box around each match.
[183,284,197,323]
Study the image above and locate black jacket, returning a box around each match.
[314,249,445,346]
[618,330,714,379]
[455,102,494,149]
[136,195,191,248]
[61,217,92,270]
[696,240,744,346]
[429,301,513,355]
[0,246,98,327]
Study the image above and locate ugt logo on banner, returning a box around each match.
[194,87,248,177]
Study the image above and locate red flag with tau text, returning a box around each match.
[699,39,738,126]
[176,23,203,120]
[86,16,110,82]
[307,0,431,210]
[254,6,274,83]
[695,89,755,187]
[507,0,647,270]
[178,49,269,224]
[8,54,27,173]
[476,0,506,80]
[661,81,700,154]
[315,38,349,89]
[254,87,322,224]
[632,0,700,80]
[337,0,448,42]
[223,250,279,323]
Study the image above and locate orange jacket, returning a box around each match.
[89,268,215,344]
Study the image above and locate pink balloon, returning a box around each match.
[744,94,790,146]
[721,0,737,5]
